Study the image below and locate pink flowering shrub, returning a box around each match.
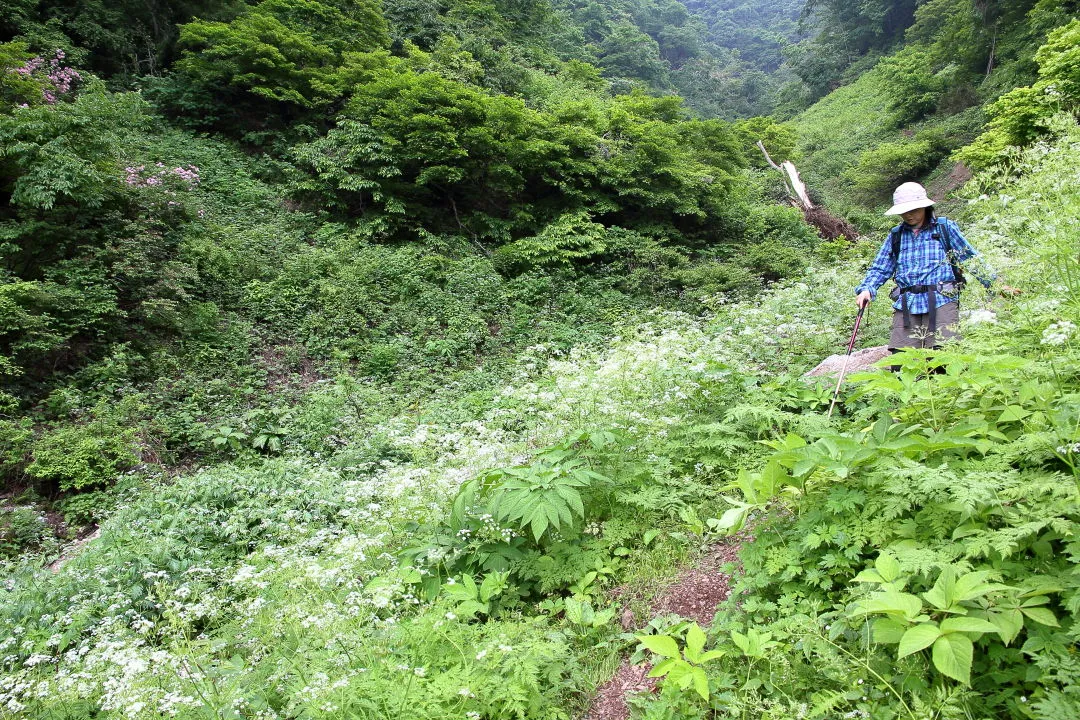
[124,162,201,189]
[122,162,203,215]
[7,49,80,105]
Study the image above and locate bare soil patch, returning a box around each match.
[651,540,740,625]
[928,162,973,203]
[583,662,658,720]
[583,537,745,719]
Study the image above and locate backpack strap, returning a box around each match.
[888,224,903,263]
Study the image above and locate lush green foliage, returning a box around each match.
[683,0,802,74]
[957,18,1080,168]
[157,0,389,135]
[0,0,242,77]
[3,2,1080,719]
[0,504,47,558]
[791,0,1079,215]
[292,73,743,243]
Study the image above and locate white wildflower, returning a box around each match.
[964,309,997,325]
[1041,320,1075,346]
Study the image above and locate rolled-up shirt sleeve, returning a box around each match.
[941,218,996,289]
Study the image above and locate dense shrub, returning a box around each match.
[291,74,745,243]
[0,506,47,558]
[877,48,946,126]
[846,130,952,200]
[733,115,797,167]
[956,19,1080,168]
[152,0,389,135]
[25,404,141,492]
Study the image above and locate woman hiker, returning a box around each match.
[855,182,1017,352]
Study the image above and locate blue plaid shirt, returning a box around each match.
[855,217,996,314]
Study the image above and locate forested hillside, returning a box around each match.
[2,0,1080,718]
[791,0,1080,220]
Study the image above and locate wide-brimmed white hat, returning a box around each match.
[886,182,936,215]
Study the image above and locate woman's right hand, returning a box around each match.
[856,291,873,309]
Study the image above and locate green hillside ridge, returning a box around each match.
[2,0,1080,717]
[790,0,1080,223]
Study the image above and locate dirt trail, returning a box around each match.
[47,526,100,572]
[583,539,743,720]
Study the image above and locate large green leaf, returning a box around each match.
[529,513,549,542]
[951,571,999,603]
[552,483,585,518]
[875,553,901,583]
[456,599,488,618]
[873,618,907,645]
[898,623,941,658]
[997,405,1031,423]
[986,608,1024,645]
[932,633,973,685]
[713,504,750,534]
[565,598,592,625]
[939,617,998,635]
[637,634,680,659]
[691,666,709,700]
[648,658,677,678]
[1020,606,1060,627]
[858,588,924,620]
[853,568,887,584]
[923,567,956,611]
[685,623,706,663]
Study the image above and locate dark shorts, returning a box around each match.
[889,301,960,349]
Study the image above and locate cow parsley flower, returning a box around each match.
[1042,320,1076,346]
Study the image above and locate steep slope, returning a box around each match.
[790,0,1079,220]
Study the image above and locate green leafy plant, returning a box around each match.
[246,408,291,454]
[848,561,1055,685]
[451,438,613,544]
[564,597,616,636]
[26,408,141,491]
[206,425,249,452]
[440,571,511,619]
[637,623,725,701]
[0,506,48,558]
[710,461,790,535]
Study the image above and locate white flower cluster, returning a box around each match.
[964,309,997,325]
[1041,320,1076,346]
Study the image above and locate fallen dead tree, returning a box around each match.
[757,141,859,242]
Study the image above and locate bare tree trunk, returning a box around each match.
[757,141,813,209]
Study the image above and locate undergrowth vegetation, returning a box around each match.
[2,111,1077,720]
[3,1,1080,718]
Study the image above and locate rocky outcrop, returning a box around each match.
[804,345,891,378]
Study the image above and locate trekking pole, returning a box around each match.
[827,305,866,418]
